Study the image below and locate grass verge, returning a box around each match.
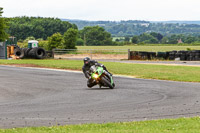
[0,59,200,82]
[1,117,200,133]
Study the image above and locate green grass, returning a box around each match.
[77,45,200,52]
[1,117,200,133]
[1,59,200,82]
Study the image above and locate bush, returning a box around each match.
[47,32,63,50]
[38,41,48,50]
[63,28,78,49]
[76,38,84,46]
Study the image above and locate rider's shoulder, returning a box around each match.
[92,60,98,63]
[90,60,98,63]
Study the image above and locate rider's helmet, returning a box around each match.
[83,57,90,65]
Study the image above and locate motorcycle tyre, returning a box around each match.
[101,76,114,89]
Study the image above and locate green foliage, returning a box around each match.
[185,36,196,44]
[38,41,48,50]
[69,20,200,37]
[7,16,77,40]
[124,36,130,42]
[129,33,200,45]
[138,33,159,44]
[131,35,138,44]
[168,34,179,44]
[17,42,28,48]
[79,26,113,46]
[0,7,9,42]
[63,28,78,49]
[76,38,84,46]
[150,32,163,41]
[47,32,63,50]
[23,36,35,42]
[161,37,169,44]
[0,7,2,16]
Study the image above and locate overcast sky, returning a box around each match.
[1,0,200,21]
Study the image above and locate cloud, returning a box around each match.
[1,0,200,20]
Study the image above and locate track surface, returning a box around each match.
[0,65,200,128]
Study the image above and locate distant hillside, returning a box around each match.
[62,19,200,37]
[152,21,200,25]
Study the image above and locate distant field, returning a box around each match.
[77,45,200,52]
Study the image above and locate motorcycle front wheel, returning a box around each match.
[101,76,114,89]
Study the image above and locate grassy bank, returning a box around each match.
[1,117,200,133]
[1,59,200,82]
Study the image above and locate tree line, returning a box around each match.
[6,16,77,40]
[1,13,114,49]
[121,32,200,45]
[67,20,200,37]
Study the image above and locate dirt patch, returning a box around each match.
[9,64,41,67]
[2,64,82,72]
[54,54,128,60]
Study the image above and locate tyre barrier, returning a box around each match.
[129,50,200,61]
[14,47,46,59]
[129,51,156,60]
[14,48,25,59]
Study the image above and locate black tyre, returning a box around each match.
[14,48,25,59]
[101,76,114,89]
[28,48,37,58]
[35,47,46,59]
[27,47,46,59]
[22,48,31,57]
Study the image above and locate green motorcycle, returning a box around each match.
[90,65,115,89]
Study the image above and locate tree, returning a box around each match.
[7,17,77,40]
[0,7,9,42]
[168,34,179,44]
[47,32,63,50]
[79,26,113,46]
[76,38,84,46]
[131,35,139,44]
[185,36,196,44]
[138,33,159,44]
[124,36,130,42]
[161,37,169,44]
[63,28,78,49]
[150,32,163,41]
[24,36,35,42]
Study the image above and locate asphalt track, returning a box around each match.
[0,65,200,128]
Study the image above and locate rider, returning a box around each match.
[82,57,112,88]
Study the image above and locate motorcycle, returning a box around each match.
[89,65,115,89]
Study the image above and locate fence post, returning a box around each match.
[52,48,55,59]
[128,49,130,60]
[52,50,54,58]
